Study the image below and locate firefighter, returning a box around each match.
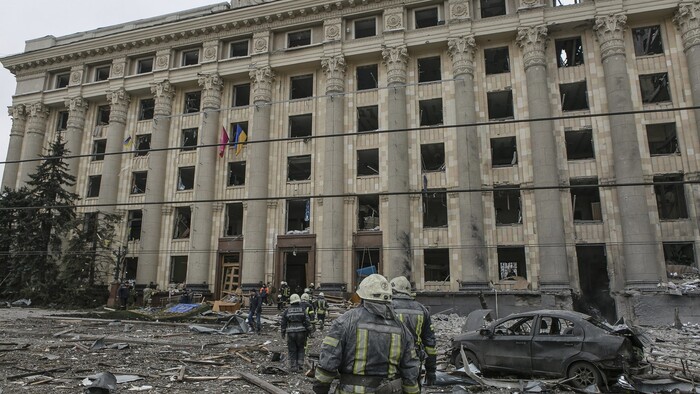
[313,292,328,330]
[300,292,317,336]
[313,274,420,394]
[280,281,291,310]
[390,276,437,386]
[281,294,312,373]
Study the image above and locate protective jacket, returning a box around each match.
[391,294,437,374]
[301,300,315,321]
[281,304,312,334]
[314,297,328,316]
[281,286,291,298]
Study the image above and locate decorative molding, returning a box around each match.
[111,58,126,78]
[594,14,628,61]
[447,35,476,77]
[516,25,548,69]
[449,0,470,20]
[267,200,278,208]
[155,49,171,71]
[8,104,27,137]
[250,66,275,102]
[253,31,270,54]
[152,80,176,117]
[381,45,408,85]
[321,54,347,94]
[26,103,50,136]
[106,88,131,125]
[65,97,88,130]
[69,66,83,86]
[518,0,544,10]
[198,73,224,110]
[203,40,219,63]
[383,7,404,31]
[344,196,355,204]
[161,205,173,215]
[213,202,224,212]
[674,1,700,52]
[324,18,342,41]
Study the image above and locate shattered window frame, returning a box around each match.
[487,90,514,120]
[421,143,446,172]
[123,257,138,281]
[358,194,380,231]
[494,185,522,225]
[646,123,679,156]
[97,105,111,126]
[662,242,696,277]
[290,74,314,100]
[287,29,312,48]
[177,166,196,191]
[287,155,312,182]
[419,98,444,126]
[138,98,155,121]
[173,207,192,239]
[570,178,602,222]
[357,105,379,132]
[654,174,689,220]
[565,128,595,160]
[92,139,106,161]
[555,37,584,68]
[181,128,198,151]
[639,73,671,104]
[286,198,310,232]
[131,171,147,195]
[227,161,246,187]
[289,113,313,138]
[484,46,510,75]
[134,134,151,157]
[184,91,202,114]
[424,248,450,282]
[491,136,518,167]
[86,175,101,198]
[357,148,380,177]
[170,256,188,283]
[357,64,379,91]
[560,81,589,112]
[422,188,448,228]
[224,202,244,237]
[497,246,527,280]
[418,56,442,83]
[233,84,251,107]
[127,209,142,241]
[633,25,664,57]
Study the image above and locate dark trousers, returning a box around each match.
[287,331,307,370]
[317,313,326,329]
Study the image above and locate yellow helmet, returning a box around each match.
[290,294,301,304]
[357,274,392,303]
[390,276,412,296]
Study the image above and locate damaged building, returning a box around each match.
[1,0,700,324]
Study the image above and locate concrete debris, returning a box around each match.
[663,279,700,295]
[82,372,117,393]
[11,298,31,307]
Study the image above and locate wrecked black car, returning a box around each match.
[450,310,649,388]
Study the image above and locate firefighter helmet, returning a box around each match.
[301,293,310,302]
[357,274,392,303]
[390,276,412,296]
[290,294,301,304]
[318,292,325,297]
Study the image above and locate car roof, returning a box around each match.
[499,309,591,321]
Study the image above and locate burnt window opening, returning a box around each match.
[424,248,450,282]
[97,105,111,126]
[415,7,439,29]
[358,194,380,230]
[139,99,155,121]
[184,91,202,113]
[422,189,448,228]
[358,105,379,132]
[181,128,198,151]
[181,49,199,66]
[288,155,312,181]
[92,139,106,161]
[481,0,506,18]
[173,207,192,239]
[487,90,514,120]
[228,161,246,186]
[94,65,110,81]
[86,175,101,198]
[421,143,445,172]
[288,30,311,48]
[127,210,142,241]
[640,73,671,104]
[290,75,314,99]
[484,47,510,74]
[497,247,527,279]
[55,73,70,89]
[663,243,696,277]
[225,202,244,237]
[654,174,689,220]
[355,18,376,39]
[136,57,154,74]
[290,114,313,138]
[647,123,679,156]
[418,56,442,83]
[286,199,310,232]
[419,99,444,126]
[560,81,589,111]
[357,149,379,176]
[230,40,249,57]
[56,111,69,131]
[494,185,521,225]
[491,136,518,167]
[555,37,584,68]
[571,178,602,221]
[357,64,379,91]
[123,257,138,281]
[565,128,595,160]
[170,256,188,282]
[233,84,250,107]
[134,134,151,157]
[177,167,195,191]
[633,26,663,56]
[131,172,147,194]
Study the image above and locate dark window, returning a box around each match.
[95,66,110,81]
[421,143,445,172]
[173,208,191,239]
[640,73,671,104]
[571,178,602,221]
[170,256,188,282]
[184,91,202,113]
[415,7,439,29]
[481,0,506,18]
[230,40,249,57]
[357,65,378,90]
[228,161,246,186]
[491,136,518,167]
[553,0,582,6]
[123,258,138,281]
[181,128,198,151]
[92,139,106,161]
[663,243,696,277]
[87,175,101,198]
[288,155,312,181]
[97,105,110,125]
[233,84,250,107]
[357,149,379,176]
[419,98,443,126]
[497,247,527,279]
[647,123,679,155]
[137,57,153,74]
[555,37,584,68]
[358,105,379,132]
[290,114,313,138]
[127,210,142,241]
[560,81,589,111]
[484,47,510,74]
[56,111,69,131]
[288,30,311,48]
[633,26,663,56]
[418,56,441,82]
[177,167,195,191]
[55,73,70,89]
[358,194,380,230]
[487,90,514,120]
[424,248,450,282]
[286,199,310,232]
[181,49,199,66]
[139,99,155,121]
[225,202,244,237]
[565,128,595,160]
[131,172,147,194]
[135,134,151,157]
[494,185,521,225]
[423,189,448,228]
[290,75,314,99]
[654,174,688,220]
[355,18,376,38]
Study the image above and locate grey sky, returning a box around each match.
[0,0,222,183]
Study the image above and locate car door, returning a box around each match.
[482,315,534,375]
[531,315,584,376]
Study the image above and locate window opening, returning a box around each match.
[131,172,147,194]
[633,26,663,56]
[135,134,151,157]
[86,175,101,198]
[654,174,688,220]
[127,210,142,241]
[484,47,510,74]
[358,194,380,230]
[357,65,378,91]
[184,91,202,113]
[228,161,246,186]
[491,136,518,167]
[487,90,514,120]
[423,189,448,228]
[288,30,311,48]
[357,105,379,132]
[419,98,443,126]
[355,18,376,38]
[56,111,69,131]
[497,246,527,279]
[136,57,153,74]
[481,0,506,18]
[421,143,445,172]
[92,139,106,161]
[494,185,521,225]
[357,149,379,176]
[424,248,450,282]
[570,178,602,221]
[415,7,439,28]
[230,40,249,57]
[560,81,589,111]
[139,99,155,121]
[173,207,191,239]
[225,202,244,237]
[565,128,594,160]
[290,75,314,99]
[555,37,584,68]
[287,155,312,181]
[663,243,697,278]
[553,0,581,6]
[170,256,188,282]
[55,73,70,89]
[123,257,138,281]
[181,128,198,151]
[640,73,671,104]
[95,65,110,81]
[233,84,250,107]
[177,167,195,191]
[286,199,310,232]
[289,114,313,138]
[181,49,199,66]
[418,56,441,82]
[494,316,534,335]
[230,121,249,143]
[97,105,110,126]
[647,123,679,156]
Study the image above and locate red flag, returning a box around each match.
[219,127,229,158]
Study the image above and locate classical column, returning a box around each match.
[137,80,175,286]
[319,54,347,292]
[516,26,570,290]
[63,97,88,194]
[18,103,49,186]
[187,73,223,292]
[675,1,700,142]
[99,88,130,214]
[448,36,489,290]
[382,45,412,279]
[594,14,662,288]
[241,66,275,290]
[1,105,27,190]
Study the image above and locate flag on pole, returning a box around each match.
[123,135,133,148]
[219,126,229,158]
[233,124,247,156]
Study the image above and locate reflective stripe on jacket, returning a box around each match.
[281,304,311,334]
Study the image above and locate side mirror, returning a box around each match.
[479,328,491,337]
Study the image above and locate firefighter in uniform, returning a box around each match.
[279,281,291,310]
[390,276,438,386]
[301,292,316,329]
[281,294,312,372]
[313,274,420,394]
[314,292,328,330]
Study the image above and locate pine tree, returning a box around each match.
[0,186,33,298]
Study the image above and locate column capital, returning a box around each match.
[382,45,409,85]
[65,96,88,113]
[65,97,88,131]
[250,66,276,103]
[198,73,224,110]
[324,18,342,42]
[26,103,49,136]
[448,35,477,77]
[152,80,176,117]
[106,88,131,125]
[27,102,50,120]
[594,13,628,61]
[321,54,347,94]
[8,104,27,121]
[674,1,700,52]
[516,25,548,69]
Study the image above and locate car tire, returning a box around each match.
[454,349,480,372]
[567,361,601,388]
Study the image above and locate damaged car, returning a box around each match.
[450,310,648,388]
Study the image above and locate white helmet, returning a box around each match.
[318,292,325,297]
[290,294,301,304]
[310,283,315,287]
[304,288,311,294]
[357,274,392,303]
[301,293,310,302]
[390,276,412,296]
[280,281,286,286]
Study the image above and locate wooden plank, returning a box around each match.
[238,370,288,394]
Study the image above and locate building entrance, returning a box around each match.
[218,253,241,299]
[284,251,308,295]
[575,245,617,323]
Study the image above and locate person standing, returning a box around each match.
[248,288,262,334]
[313,274,420,394]
[117,283,129,310]
[390,276,437,386]
[281,294,312,373]
[260,283,269,306]
[279,281,291,310]
[313,292,328,330]
[300,293,316,331]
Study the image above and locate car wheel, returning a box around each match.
[567,361,601,388]
[455,348,480,371]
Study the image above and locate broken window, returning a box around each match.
[170,256,188,282]
[177,167,195,191]
[647,123,679,156]
[424,248,450,282]
[494,316,534,335]
[184,91,202,113]
[94,65,110,82]
[123,257,138,281]
[86,175,101,198]
[481,0,506,18]
[537,316,577,336]
[421,143,445,172]
[491,136,518,167]
[127,210,142,241]
[570,178,602,221]
[418,56,442,83]
[230,40,249,58]
[56,111,69,131]
[633,26,663,56]
[290,74,313,99]
[497,246,527,279]
[358,105,379,132]
[357,149,379,176]
[357,64,378,91]
[354,18,376,38]
[419,98,443,126]
[225,202,243,237]
[173,207,192,239]
[92,139,106,161]
[136,57,154,74]
[131,171,147,194]
[286,199,310,232]
[227,161,246,186]
[555,37,584,68]
[139,99,155,121]
[422,189,448,228]
[97,105,110,126]
[484,47,510,74]
[181,49,199,66]
[180,128,197,151]
[654,174,689,220]
[135,134,151,157]
[565,128,594,160]
[560,81,589,111]
[494,185,521,225]
[640,73,671,104]
[358,194,380,230]
[290,114,313,138]
[553,0,581,6]
[663,243,696,277]
[288,29,311,48]
[54,72,70,89]
[288,155,312,181]
[487,90,514,120]
[233,84,250,107]
[415,7,439,28]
